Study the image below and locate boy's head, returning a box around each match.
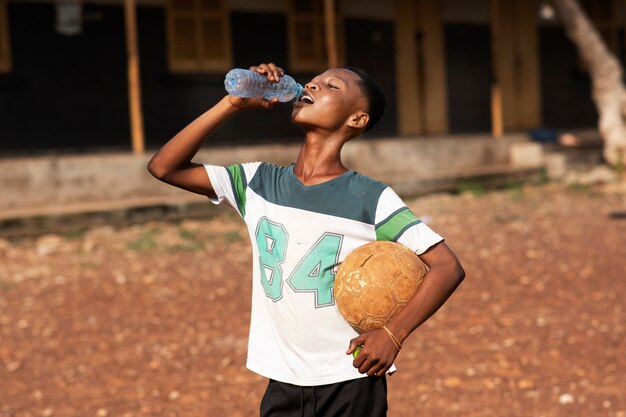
[342,67,385,133]
[291,67,385,139]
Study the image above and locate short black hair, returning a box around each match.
[343,67,385,133]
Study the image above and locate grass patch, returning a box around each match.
[0,281,16,291]
[566,181,599,197]
[169,242,204,252]
[224,230,243,243]
[534,168,551,185]
[178,227,198,241]
[457,182,486,197]
[64,228,87,239]
[127,228,160,251]
[493,213,523,224]
[612,150,625,175]
[79,260,100,269]
[170,227,205,252]
[505,181,525,200]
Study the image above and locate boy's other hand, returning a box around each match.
[347,329,400,377]
[227,62,285,111]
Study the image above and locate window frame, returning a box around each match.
[287,0,344,72]
[165,0,233,73]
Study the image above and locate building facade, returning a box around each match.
[0,0,622,155]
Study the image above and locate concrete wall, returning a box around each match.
[0,134,537,216]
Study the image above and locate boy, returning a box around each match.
[148,63,465,416]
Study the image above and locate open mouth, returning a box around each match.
[298,92,315,105]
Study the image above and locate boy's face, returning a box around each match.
[291,68,368,134]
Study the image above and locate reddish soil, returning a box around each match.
[1,183,625,417]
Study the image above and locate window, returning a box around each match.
[287,0,343,72]
[0,0,11,73]
[165,0,232,73]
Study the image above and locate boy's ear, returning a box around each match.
[347,112,369,130]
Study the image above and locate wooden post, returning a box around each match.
[417,0,448,134]
[489,0,540,136]
[489,0,504,138]
[0,0,11,73]
[514,0,541,128]
[124,0,145,155]
[323,0,339,68]
[393,0,447,136]
[394,0,423,135]
[490,85,504,138]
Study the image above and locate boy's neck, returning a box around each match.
[293,132,349,186]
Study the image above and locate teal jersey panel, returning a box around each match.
[248,163,387,225]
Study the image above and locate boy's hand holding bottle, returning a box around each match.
[225,63,303,110]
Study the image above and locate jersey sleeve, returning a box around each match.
[203,162,261,218]
[374,187,444,255]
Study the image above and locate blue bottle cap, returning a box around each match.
[295,83,304,98]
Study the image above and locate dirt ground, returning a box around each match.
[1,182,625,417]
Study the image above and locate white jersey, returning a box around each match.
[204,162,443,386]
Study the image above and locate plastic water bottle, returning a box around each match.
[224,68,303,102]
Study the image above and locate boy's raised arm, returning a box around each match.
[147,97,241,198]
[147,63,285,198]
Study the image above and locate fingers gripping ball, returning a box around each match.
[335,241,429,334]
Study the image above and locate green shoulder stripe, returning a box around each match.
[226,164,248,216]
[375,207,422,241]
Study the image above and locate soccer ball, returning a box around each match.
[335,241,429,333]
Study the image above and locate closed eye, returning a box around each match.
[329,83,339,89]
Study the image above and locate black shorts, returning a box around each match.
[260,376,388,417]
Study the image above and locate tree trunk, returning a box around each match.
[550,0,626,166]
